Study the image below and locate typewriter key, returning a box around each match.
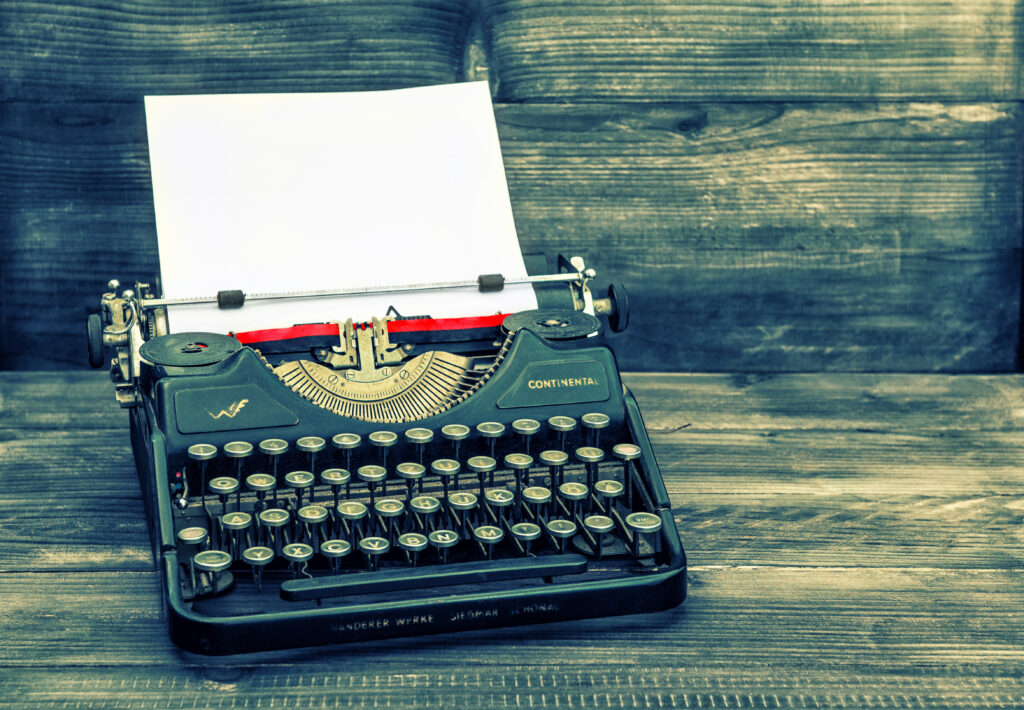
[538,450,568,489]
[504,453,533,510]
[298,505,329,550]
[583,514,615,559]
[193,549,232,595]
[320,468,350,513]
[259,439,288,505]
[581,412,611,447]
[522,486,553,522]
[408,494,439,533]
[467,455,496,498]
[358,536,390,570]
[547,416,577,453]
[178,526,209,592]
[258,508,291,552]
[337,501,369,541]
[428,529,459,564]
[511,521,542,556]
[374,498,405,541]
[430,458,460,501]
[625,511,662,559]
[511,418,541,455]
[404,428,434,466]
[474,524,504,559]
[284,470,315,508]
[594,479,625,513]
[476,422,505,480]
[558,481,589,523]
[357,465,387,508]
[398,532,428,566]
[369,431,398,471]
[396,462,426,499]
[245,472,276,512]
[332,433,361,485]
[448,492,478,535]
[320,539,352,572]
[575,446,605,493]
[188,444,218,522]
[242,545,274,591]
[208,476,239,538]
[283,543,314,578]
[546,518,577,553]
[484,488,514,526]
[440,424,470,464]
[223,441,253,510]
[296,435,325,476]
[612,443,642,509]
[221,511,253,559]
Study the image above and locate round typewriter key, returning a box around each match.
[259,507,289,528]
[357,464,387,508]
[221,511,252,531]
[242,545,273,591]
[284,470,315,508]
[448,491,478,534]
[404,427,434,467]
[558,481,589,523]
[223,441,253,509]
[298,504,329,549]
[409,494,441,531]
[625,511,663,559]
[398,532,428,566]
[594,479,625,513]
[581,412,611,447]
[523,485,553,522]
[374,498,405,540]
[546,518,577,552]
[188,443,217,461]
[575,446,605,493]
[193,549,232,596]
[321,467,350,513]
[296,435,326,478]
[178,526,208,546]
[474,524,504,559]
[428,528,459,563]
[548,416,577,454]
[283,542,314,577]
[320,538,351,571]
[209,476,239,496]
[431,458,460,500]
[332,433,361,487]
[612,443,642,508]
[396,462,426,499]
[476,422,505,473]
[246,473,276,492]
[358,536,390,570]
[369,430,398,472]
[512,418,541,455]
[259,508,290,551]
[504,452,533,509]
[258,439,288,505]
[467,455,496,498]
[485,487,514,525]
[511,521,542,555]
[584,514,615,559]
[440,424,470,462]
[337,500,368,541]
[539,449,569,488]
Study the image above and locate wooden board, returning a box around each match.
[2,372,1024,706]
[2,101,1019,371]
[0,1,470,102]
[481,0,1023,101]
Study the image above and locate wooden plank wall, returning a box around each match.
[0,1,1021,371]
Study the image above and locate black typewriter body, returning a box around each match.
[91,256,686,654]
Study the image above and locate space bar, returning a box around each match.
[280,554,589,601]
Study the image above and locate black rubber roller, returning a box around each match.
[607,282,630,333]
[87,313,105,368]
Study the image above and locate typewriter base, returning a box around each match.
[132,388,686,655]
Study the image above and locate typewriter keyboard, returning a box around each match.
[170,413,672,609]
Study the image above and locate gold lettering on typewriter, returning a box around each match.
[526,376,598,390]
[208,398,249,419]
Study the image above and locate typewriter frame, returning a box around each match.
[129,333,686,655]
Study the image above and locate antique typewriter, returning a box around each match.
[87,254,686,654]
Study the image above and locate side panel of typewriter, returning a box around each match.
[139,330,684,655]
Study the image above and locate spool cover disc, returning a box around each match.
[502,309,600,340]
[140,332,242,366]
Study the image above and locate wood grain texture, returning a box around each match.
[0,0,470,102]
[3,372,1024,704]
[481,0,1023,101]
[2,101,1019,371]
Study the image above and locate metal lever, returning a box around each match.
[280,553,588,601]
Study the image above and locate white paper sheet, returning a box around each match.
[145,82,537,334]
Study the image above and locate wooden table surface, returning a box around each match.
[2,370,1023,708]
